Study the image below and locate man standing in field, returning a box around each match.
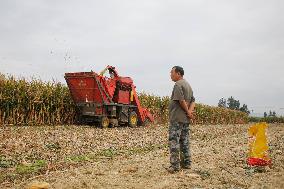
[167,66,195,173]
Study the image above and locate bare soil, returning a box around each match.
[0,123,283,189]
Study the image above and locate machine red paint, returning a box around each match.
[65,66,154,127]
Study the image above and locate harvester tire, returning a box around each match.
[101,116,110,128]
[128,111,138,127]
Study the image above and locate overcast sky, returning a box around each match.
[0,0,283,116]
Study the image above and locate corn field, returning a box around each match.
[0,74,76,125]
[0,74,248,126]
[138,93,249,125]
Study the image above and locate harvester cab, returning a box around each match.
[64,66,154,128]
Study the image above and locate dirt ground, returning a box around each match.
[0,123,283,189]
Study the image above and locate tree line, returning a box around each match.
[218,96,250,114]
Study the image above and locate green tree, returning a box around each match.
[218,98,227,108]
[240,104,250,114]
[264,112,267,118]
[227,96,240,110]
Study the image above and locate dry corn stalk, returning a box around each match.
[0,74,248,126]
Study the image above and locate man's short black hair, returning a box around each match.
[172,66,184,76]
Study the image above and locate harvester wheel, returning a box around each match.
[101,116,110,128]
[129,111,138,127]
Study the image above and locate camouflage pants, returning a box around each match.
[168,122,191,169]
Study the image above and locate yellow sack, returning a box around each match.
[247,122,271,166]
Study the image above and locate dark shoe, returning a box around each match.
[166,166,180,173]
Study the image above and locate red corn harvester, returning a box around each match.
[65,65,154,128]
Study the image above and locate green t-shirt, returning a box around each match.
[169,79,194,123]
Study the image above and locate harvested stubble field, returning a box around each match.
[0,123,283,189]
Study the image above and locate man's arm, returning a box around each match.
[179,100,190,114]
[188,96,195,112]
[179,100,193,119]
[187,96,196,119]
[188,102,195,116]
